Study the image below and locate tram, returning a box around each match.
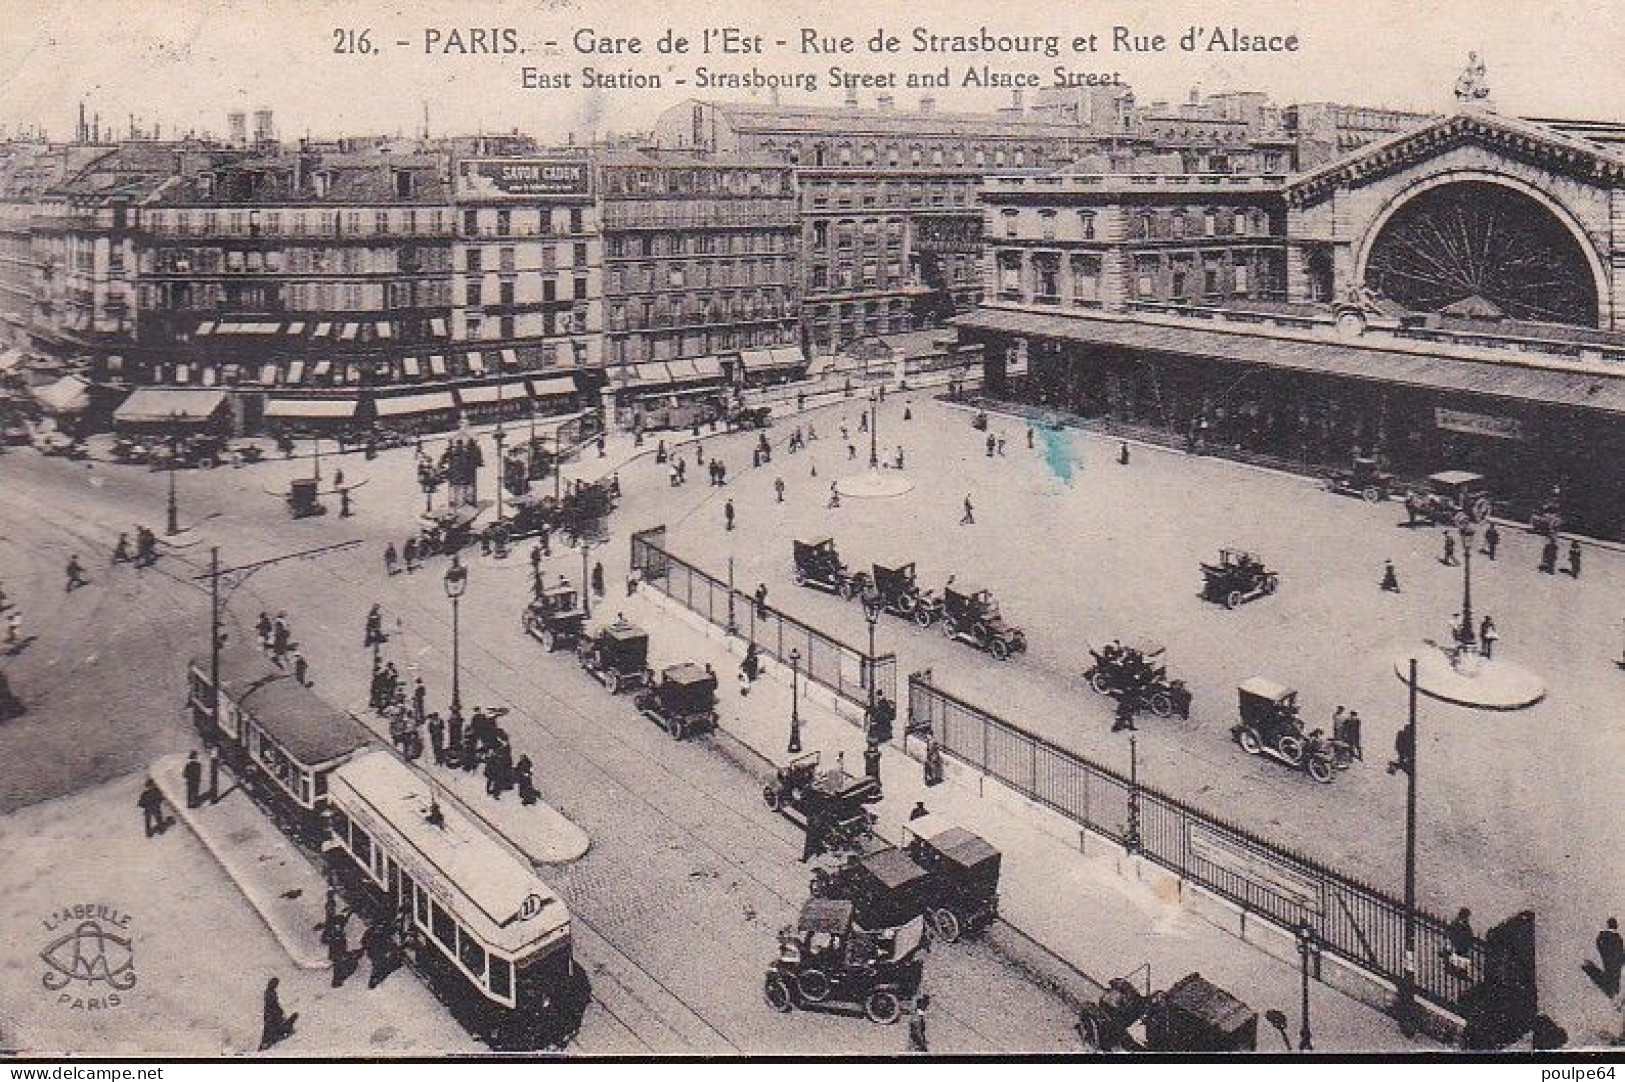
[325,751,579,1047]
[186,644,373,839]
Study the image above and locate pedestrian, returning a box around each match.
[1479,616,1499,660]
[1445,908,1475,978]
[1118,441,1130,466]
[1569,539,1583,578]
[365,604,382,647]
[447,711,464,767]
[383,542,399,576]
[363,918,397,989]
[909,801,929,822]
[113,532,132,563]
[775,476,785,503]
[670,462,681,488]
[1441,531,1457,566]
[1026,425,1034,449]
[273,613,291,661]
[514,755,539,805]
[258,977,297,1051]
[427,712,445,766]
[903,403,912,422]
[182,750,202,809]
[327,912,355,987]
[412,679,426,725]
[985,433,995,457]
[1482,521,1499,560]
[996,435,1006,456]
[895,445,905,470]
[754,583,769,620]
[724,499,736,532]
[591,561,605,598]
[1593,918,1625,998]
[827,482,840,509]
[138,778,165,837]
[1111,694,1137,732]
[208,744,221,803]
[403,536,418,574]
[1381,559,1401,593]
[960,495,974,525]
[858,412,868,434]
[1388,723,1414,775]
[924,738,944,787]
[5,607,20,648]
[1331,706,1347,745]
[909,994,930,1053]
[64,555,87,592]
[864,740,882,785]
[293,652,308,687]
[597,434,606,458]
[1342,710,1363,760]
[1540,536,1558,574]
[339,488,352,518]
[847,442,856,461]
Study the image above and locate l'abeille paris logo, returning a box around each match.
[39,904,136,1010]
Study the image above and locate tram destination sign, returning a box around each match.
[457,158,592,199]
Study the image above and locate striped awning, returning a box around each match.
[286,361,306,385]
[34,375,91,413]
[738,346,804,371]
[402,356,422,378]
[429,354,448,377]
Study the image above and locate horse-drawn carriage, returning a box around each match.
[420,504,486,556]
[725,404,774,431]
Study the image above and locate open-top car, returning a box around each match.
[941,582,1027,660]
[1326,455,1396,503]
[869,561,942,627]
[764,751,882,852]
[522,581,587,652]
[793,538,869,599]
[634,662,718,740]
[1404,470,1492,527]
[1076,971,1258,1052]
[1084,638,1192,719]
[764,898,927,1025]
[900,814,1002,943]
[1231,677,1335,783]
[577,619,651,694]
[1199,548,1278,610]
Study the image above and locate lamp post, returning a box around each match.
[165,412,181,536]
[787,648,802,753]
[1297,920,1316,1051]
[1396,656,1420,1034]
[1457,520,1477,648]
[1125,728,1141,853]
[493,424,507,523]
[727,555,737,635]
[868,390,880,469]
[312,435,322,484]
[444,556,468,725]
[861,589,883,740]
[580,539,593,620]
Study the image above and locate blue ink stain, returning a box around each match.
[1040,426,1078,485]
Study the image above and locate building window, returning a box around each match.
[1002,209,1019,239]
[570,208,584,233]
[499,247,515,273]
[1039,210,1057,241]
[463,209,477,235]
[466,281,482,307]
[573,242,588,267]
[466,248,482,274]
[496,210,511,237]
[1079,212,1096,239]
[1204,210,1217,237]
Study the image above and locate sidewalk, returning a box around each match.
[621,586,1444,1052]
[150,752,328,970]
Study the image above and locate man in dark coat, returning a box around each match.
[138,778,165,836]
[182,751,203,809]
[1594,917,1624,997]
[412,680,426,726]
[427,712,446,766]
[1540,536,1559,574]
[259,977,297,1050]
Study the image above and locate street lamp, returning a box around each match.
[861,589,883,741]
[1125,728,1141,853]
[1297,921,1316,1051]
[493,424,507,523]
[867,390,880,469]
[1396,656,1420,1034]
[312,434,322,484]
[443,555,468,724]
[580,538,594,620]
[165,411,181,536]
[788,648,802,753]
[1457,520,1477,648]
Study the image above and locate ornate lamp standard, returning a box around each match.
[443,555,468,725]
[1297,921,1316,1051]
[165,411,182,535]
[867,389,880,469]
[1457,519,1477,648]
[787,648,802,754]
[493,423,507,523]
[861,588,883,740]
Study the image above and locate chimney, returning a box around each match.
[93,113,101,143]
[253,108,274,145]
[919,96,936,114]
[877,95,894,112]
[844,86,858,108]
[77,102,86,142]
[228,111,247,147]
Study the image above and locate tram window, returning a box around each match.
[431,901,456,951]
[489,956,512,1000]
[459,933,487,979]
[299,777,311,805]
[352,826,372,867]
[314,772,328,797]
[413,883,428,927]
[330,808,350,845]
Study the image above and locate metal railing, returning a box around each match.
[907,671,1485,1012]
[631,527,896,717]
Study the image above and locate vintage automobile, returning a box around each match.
[577,620,651,694]
[792,538,869,599]
[809,845,930,933]
[1230,677,1336,783]
[725,404,774,431]
[763,898,927,1025]
[420,504,485,556]
[1325,455,1396,504]
[940,582,1027,660]
[1529,490,1563,537]
[634,662,719,740]
[900,814,1002,943]
[1084,638,1193,720]
[1075,971,1258,1052]
[763,751,882,851]
[521,581,587,652]
[286,477,325,519]
[869,561,943,627]
[1403,470,1492,528]
[1199,548,1278,610]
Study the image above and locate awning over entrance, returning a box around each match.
[529,375,577,399]
[34,374,91,413]
[955,308,1625,417]
[615,361,670,388]
[665,357,725,385]
[114,388,228,424]
[374,391,456,418]
[737,346,803,372]
[264,397,358,420]
[455,378,531,406]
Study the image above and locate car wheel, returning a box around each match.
[1278,734,1305,765]
[1089,671,1112,696]
[1076,1012,1104,1051]
[667,715,685,740]
[1149,692,1174,718]
[1225,590,1242,610]
[1308,756,1334,784]
[794,567,808,586]
[763,785,784,811]
[797,969,832,1003]
[1362,486,1382,504]
[1264,575,1279,595]
[764,973,793,1013]
[864,988,902,1025]
[989,638,1010,661]
[809,870,830,898]
[930,907,963,943]
[542,628,556,652]
[942,618,957,639]
[913,607,934,629]
[1237,729,1263,755]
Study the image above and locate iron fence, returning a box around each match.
[908,671,1485,1012]
[632,527,897,719]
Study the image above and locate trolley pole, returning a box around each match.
[1398,656,1420,1034]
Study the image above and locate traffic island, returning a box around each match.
[1394,649,1547,710]
[834,467,915,500]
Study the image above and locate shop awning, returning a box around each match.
[402,356,421,378]
[34,374,91,413]
[312,360,332,380]
[114,388,228,424]
[259,363,280,386]
[738,346,804,371]
[286,322,306,336]
[500,349,520,369]
[375,321,392,340]
[374,391,456,418]
[466,351,486,375]
[529,375,577,399]
[456,378,530,406]
[194,321,217,338]
[615,361,670,388]
[954,308,1625,417]
[340,323,358,341]
[286,361,306,385]
[312,322,332,338]
[430,317,448,337]
[429,354,447,377]
[264,397,358,420]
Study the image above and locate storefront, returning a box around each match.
[112,387,232,436]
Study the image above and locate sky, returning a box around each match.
[0,0,1621,142]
